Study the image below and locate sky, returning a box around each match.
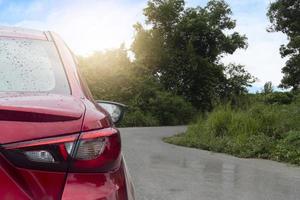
[0,0,288,91]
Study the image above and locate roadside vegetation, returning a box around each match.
[164,91,300,165]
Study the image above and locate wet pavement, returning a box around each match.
[120,126,300,200]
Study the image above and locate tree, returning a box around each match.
[268,0,300,90]
[262,81,274,94]
[78,46,196,126]
[78,46,136,103]
[132,0,249,111]
[77,0,255,126]
[223,64,256,98]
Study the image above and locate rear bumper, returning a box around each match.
[61,157,134,200]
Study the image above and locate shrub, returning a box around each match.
[283,131,300,148]
[165,97,300,165]
[147,91,197,126]
[120,108,159,127]
[119,89,196,127]
[264,92,294,105]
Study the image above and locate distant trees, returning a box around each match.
[268,0,300,90]
[260,82,294,105]
[262,81,274,94]
[223,64,256,99]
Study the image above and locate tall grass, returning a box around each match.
[164,94,300,165]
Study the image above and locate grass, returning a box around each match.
[164,95,300,165]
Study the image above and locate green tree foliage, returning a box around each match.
[78,0,255,126]
[262,81,274,94]
[223,64,256,99]
[78,46,136,103]
[78,47,196,126]
[121,83,196,126]
[264,92,294,105]
[268,0,300,90]
[132,0,250,111]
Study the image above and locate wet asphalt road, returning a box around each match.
[120,126,300,200]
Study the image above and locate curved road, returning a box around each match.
[120,126,300,200]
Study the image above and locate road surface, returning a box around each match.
[120,126,300,200]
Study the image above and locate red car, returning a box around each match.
[0,26,135,200]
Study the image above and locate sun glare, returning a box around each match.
[59,2,143,56]
[17,1,145,56]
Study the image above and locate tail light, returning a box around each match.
[2,128,121,173]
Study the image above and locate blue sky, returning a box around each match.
[0,0,287,90]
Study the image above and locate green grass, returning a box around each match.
[164,95,300,165]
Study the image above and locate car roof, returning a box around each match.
[0,26,49,41]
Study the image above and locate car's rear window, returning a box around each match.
[0,37,70,94]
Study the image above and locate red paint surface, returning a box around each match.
[62,161,129,200]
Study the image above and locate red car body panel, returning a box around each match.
[62,161,128,200]
[0,94,85,144]
[0,27,134,200]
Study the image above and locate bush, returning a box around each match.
[282,131,300,148]
[120,89,196,127]
[165,97,300,165]
[264,92,294,105]
[120,109,159,127]
[147,91,196,126]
